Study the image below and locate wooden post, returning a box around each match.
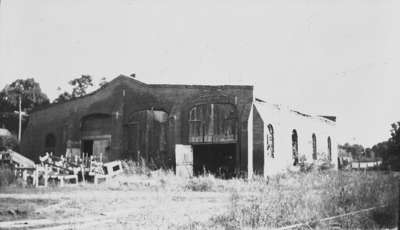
[81,166,85,184]
[18,95,22,142]
[35,165,38,187]
[398,179,400,230]
[59,176,64,187]
[44,165,48,187]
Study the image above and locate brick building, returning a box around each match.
[21,75,338,178]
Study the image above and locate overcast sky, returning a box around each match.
[1,0,399,148]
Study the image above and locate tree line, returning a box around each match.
[339,124,400,170]
[0,75,107,138]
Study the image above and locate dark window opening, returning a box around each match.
[327,137,332,161]
[312,133,317,160]
[267,124,275,158]
[292,130,298,165]
[82,140,94,156]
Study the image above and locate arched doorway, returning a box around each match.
[292,130,299,165]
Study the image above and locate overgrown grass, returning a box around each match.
[1,160,397,229]
[117,160,398,228]
[211,171,398,229]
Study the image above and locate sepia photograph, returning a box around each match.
[0,0,399,229]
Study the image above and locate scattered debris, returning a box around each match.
[0,150,123,187]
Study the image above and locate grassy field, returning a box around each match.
[0,163,398,229]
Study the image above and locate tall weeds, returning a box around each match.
[212,171,398,229]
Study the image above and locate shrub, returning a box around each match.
[185,175,216,192]
[0,135,19,152]
[121,159,150,176]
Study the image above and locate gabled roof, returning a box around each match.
[31,75,126,112]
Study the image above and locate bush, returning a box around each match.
[121,159,150,176]
[185,175,216,192]
[0,135,19,152]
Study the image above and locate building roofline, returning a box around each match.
[254,97,336,124]
[31,74,253,113]
[119,74,253,89]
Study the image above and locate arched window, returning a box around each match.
[327,137,332,161]
[312,133,317,160]
[292,129,298,165]
[188,103,237,143]
[45,133,56,153]
[267,124,275,158]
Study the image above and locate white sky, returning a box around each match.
[1,0,399,148]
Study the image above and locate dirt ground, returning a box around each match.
[0,171,398,229]
[0,185,231,229]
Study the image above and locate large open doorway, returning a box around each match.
[82,140,94,156]
[193,143,236,178]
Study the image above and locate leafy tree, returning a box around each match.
[0,135,19,152]
[53,75,94,103]
[364,148,375,159]
[339,143,365,159]
[69,75,93,98]
[370,122,400,170]
[389,122,400,145]
[0,78,49,139]
[1,78,49,113]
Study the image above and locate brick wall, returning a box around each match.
[21,75,253,172]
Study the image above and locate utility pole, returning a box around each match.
[18,95,22,142]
